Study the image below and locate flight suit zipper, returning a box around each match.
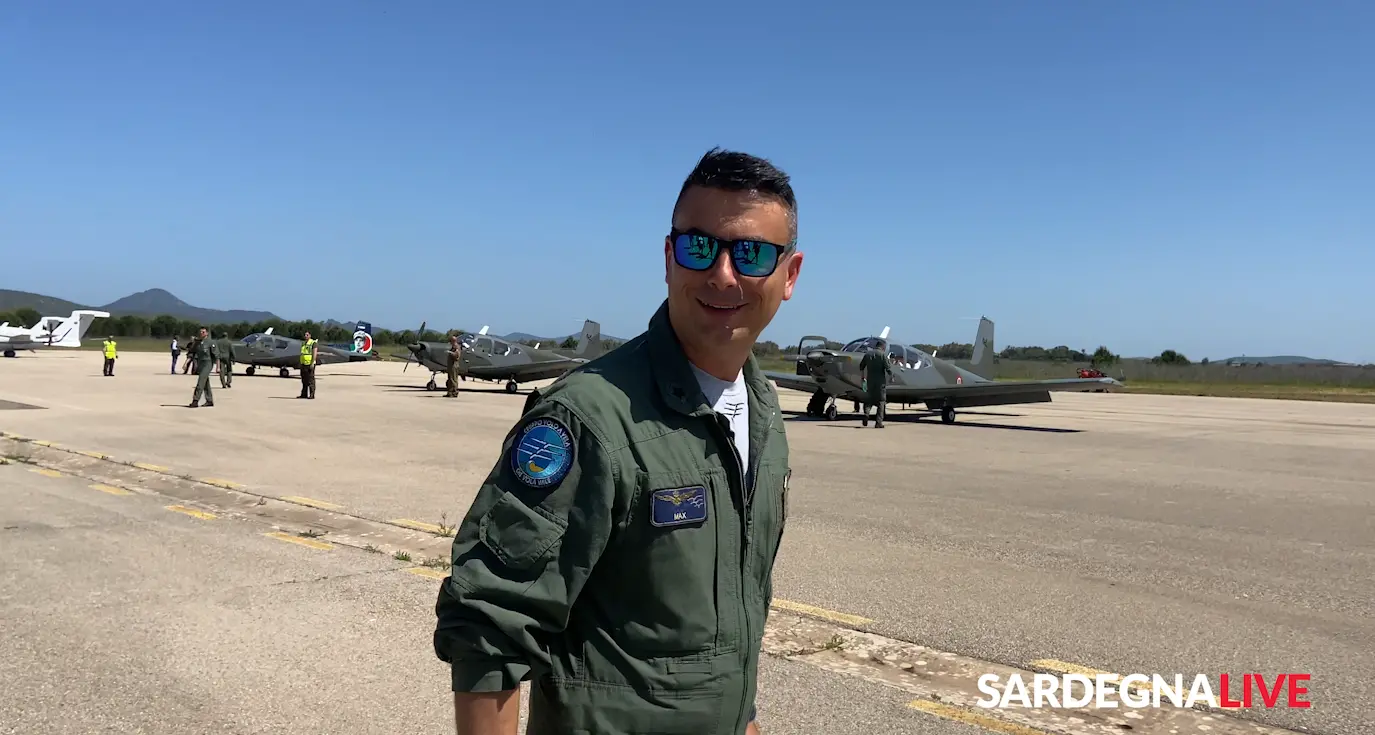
[713,405,773,734]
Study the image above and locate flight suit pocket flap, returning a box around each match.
[479,492,565,570]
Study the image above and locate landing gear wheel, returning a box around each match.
[824,404,838,421]
[805,391,827,417]
[941,406,956,424]
[245,366,256,376]
[505,380,518,393]
[426,379,437,391]
[279,367,290,378]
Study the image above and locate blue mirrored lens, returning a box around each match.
[732,241,781,277]
[674,233,718,270]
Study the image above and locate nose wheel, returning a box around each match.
[941,406,956,424]
[505,380,518,393]
[806,391,841,420]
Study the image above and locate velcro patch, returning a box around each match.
[650,485,708,527]
[510,417,575,489]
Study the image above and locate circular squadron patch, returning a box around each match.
[511,417,575,488]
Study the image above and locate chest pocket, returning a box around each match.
[601,466,730,658]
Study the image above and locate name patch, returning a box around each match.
[650,486,708,527]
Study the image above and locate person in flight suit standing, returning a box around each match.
[859,338,894,428]
[217,331,235,388]
[298,331,318,399]
[187,327,218,408]
[445,334,463,398]
[432,148,805,735]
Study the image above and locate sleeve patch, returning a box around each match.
[510,416,575,488]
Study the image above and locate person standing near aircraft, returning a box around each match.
[170,336,181,374]
[445,334,463,397]
[433,148,802,735]
[187,327,217,408]
[101,336,117,376]
[859,339,893,428]
[182,333,201,374]
[217,331,234,388]
[298,330,318,399]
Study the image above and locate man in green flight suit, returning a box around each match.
[188,326,218,408]
[433,148,805,735]
[217,331,235,388]
[858,338,893,428]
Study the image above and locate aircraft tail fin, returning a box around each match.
[37,310,108,347]
[574,320,603,359]
[351,321,374,353]
[968,316,995,378]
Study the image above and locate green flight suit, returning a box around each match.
[859,347,892,427]
[190,338,218,407]
[217,336,234,388]
[433,299,792,735]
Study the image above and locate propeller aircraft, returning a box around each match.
[231,321,378,377]
[766,317,1122,424]
[1,310,109,357]
[399,319,603,393]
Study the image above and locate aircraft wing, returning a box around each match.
[886,377,1122,408]
[763,370,820,394]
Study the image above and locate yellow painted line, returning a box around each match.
[166,504,216,520]
[77,450,112,460]
[90,483,131,496]
[771,598,874,627]
[132,462,169,472]
[201,477,244,489]
[264,531,333,550]
[405,567,448,580]
[30,468,63,478]
[908,700,1053,735]
[390,518,445,534]
[282,495,342,510]
[30,440,57,447]
[1,431,25,439]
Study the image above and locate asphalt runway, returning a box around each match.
[1,350,1370,735]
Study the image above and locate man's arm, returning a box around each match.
[435,396,621,733]
[453,690,521,735]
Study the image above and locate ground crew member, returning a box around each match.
[170,336,181,374]
[445,334,462,397]
[188,327,217,408]
[217,332,235,388]
[433,147,804,735]
[298,331,317,399]
[101,336,117,376]
[859,339,893,428]
[183,333,201,374]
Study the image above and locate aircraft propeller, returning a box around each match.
[403,320,426,373]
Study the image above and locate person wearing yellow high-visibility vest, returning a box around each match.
[101,336,117,376]
[298,331,318,399]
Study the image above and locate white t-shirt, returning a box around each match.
[689,363,750,486]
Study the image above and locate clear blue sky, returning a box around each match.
[3,1,1371,362]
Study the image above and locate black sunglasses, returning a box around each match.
[669,228,794,278]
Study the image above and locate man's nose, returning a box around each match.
[705,248,739,288]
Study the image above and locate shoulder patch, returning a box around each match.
[510,416,575,488]
[650,485,708,527]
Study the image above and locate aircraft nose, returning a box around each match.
[805,349,836,371]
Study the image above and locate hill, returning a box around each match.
[0,288,279,324]
[501,330,626,345]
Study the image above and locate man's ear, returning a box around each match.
[781,251,803,301]
[664,236,674,284]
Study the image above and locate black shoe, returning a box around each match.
[204,402,214,407]
[188,402,199,408]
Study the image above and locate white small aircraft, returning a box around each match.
[0,309,110,357]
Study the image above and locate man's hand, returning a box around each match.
[453,690,520,735]
[746,720,761,735]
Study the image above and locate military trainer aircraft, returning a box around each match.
[1,309,109,357]
[766,317,1122,424]
[400,319,603,393]
[232,321,378,377]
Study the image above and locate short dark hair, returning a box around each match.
[672,147,797,243]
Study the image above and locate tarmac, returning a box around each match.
[0,349,1371,735]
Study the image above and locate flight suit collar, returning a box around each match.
[645,299,778,419]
